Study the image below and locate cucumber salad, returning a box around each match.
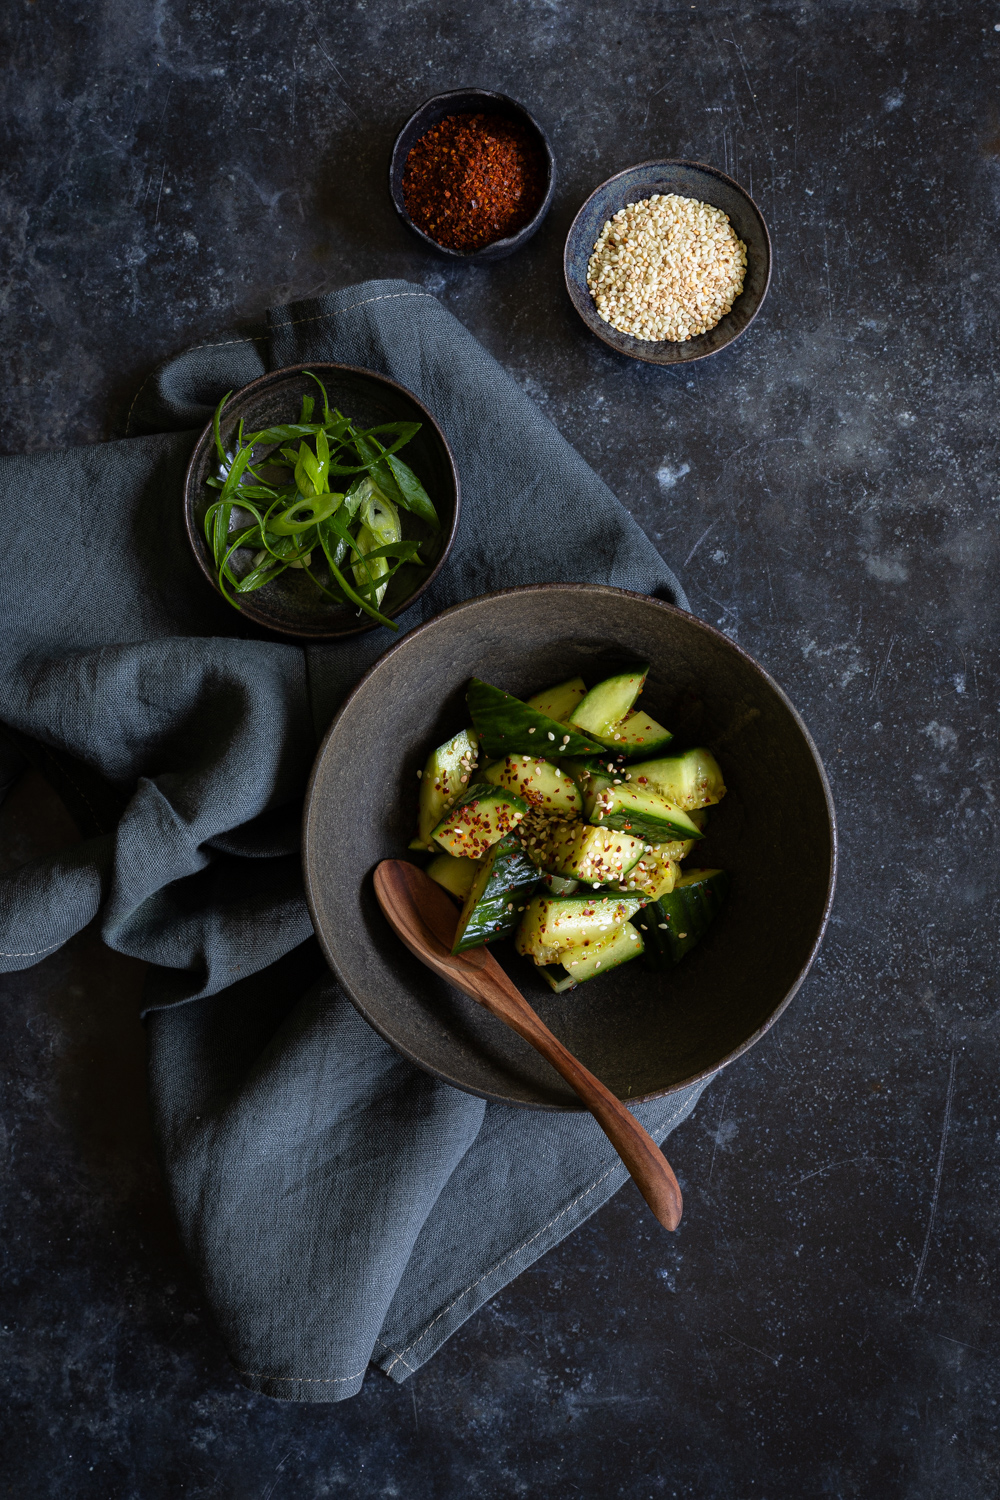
[408,667,730,992]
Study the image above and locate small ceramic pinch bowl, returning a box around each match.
[564,159,771,365]
[303,584,836,1109]
[183,362,460,641]
[389,88,556,262]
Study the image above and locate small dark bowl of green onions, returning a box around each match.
[182,363,460,639]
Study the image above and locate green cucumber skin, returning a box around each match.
[596,805,696,843]
[583,783,703,843]
[568,666,649,739]
[635,869,730,968]
[467,679,603,758]
[453,882,537,952]
[452,834,539,953]
[614,709,674,761]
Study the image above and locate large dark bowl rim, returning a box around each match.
[182,360,461,641]
[563,158,773,366]
[303,583,838,1108]
[389,88,556,261]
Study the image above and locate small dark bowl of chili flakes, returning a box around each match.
[390,89,555,262]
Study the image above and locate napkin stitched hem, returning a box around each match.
[124,291,436,437]
[226,1087,704,1396]
[381,1160,625,1376]
[373,1086,705,1385]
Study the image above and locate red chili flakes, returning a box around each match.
[402,112,547,253]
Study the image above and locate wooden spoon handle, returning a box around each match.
[373,861,683,1231]
[448,952,683,1232]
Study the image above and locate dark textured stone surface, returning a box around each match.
[1,1,997,1495]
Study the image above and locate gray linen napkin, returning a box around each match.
[0,279,709,1401]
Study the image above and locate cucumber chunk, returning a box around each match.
[540,872,580,895]
[432,783,530,859]
[568,666,649,742]
[607,846,680,901]
[480,754,582,815]
[515,891,644,965]
[655,805,708,860]
[561,753,628,790]
[630,748,726,810]
[612,708,674,760]
[526,676,587,722]
[536,963,580,994]
[411,728,479,849]
[582,782,704,844]
[523,818,646,885]
[634,868,730,968]
[467,679,603,758]
[452,835,539,953]
[643,807,708,866]
[646,836,697,866]
[538,922,645,991]
[426,853,481,901]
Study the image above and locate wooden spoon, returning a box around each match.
[373,860,683,1231]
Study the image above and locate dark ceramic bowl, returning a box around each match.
[564,160,771,365]
[389,89,555,262]
[183,363,460,640]
[303,585,836,1109]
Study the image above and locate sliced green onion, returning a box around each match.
[203,375,435,627]
[269,491,343,536]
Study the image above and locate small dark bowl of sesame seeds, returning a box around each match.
[389,89,555,263]
[564,159,772,365]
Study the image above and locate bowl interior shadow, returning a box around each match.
[184,363,459,640]
[304,587,834,1108]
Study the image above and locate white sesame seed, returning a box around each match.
[547,732,555,740]
[416,770,423,778]
[528,726,536,733]
[586,193,747,343]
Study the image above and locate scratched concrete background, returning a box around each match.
[1,1,998,1495]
